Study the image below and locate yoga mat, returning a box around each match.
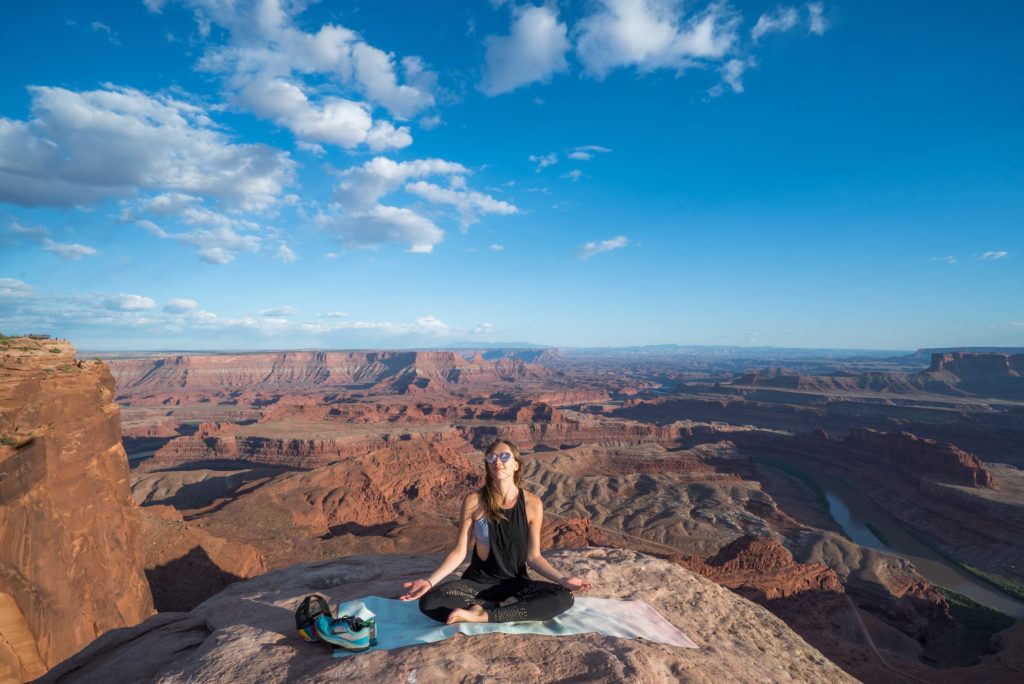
[330,595,698,657]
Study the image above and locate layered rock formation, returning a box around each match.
[923,352,1024,399]
[0,338,153,682]
[675,535,843,601]
[39,549,855,683]
[110,351,557,400]
[843,427,996,488]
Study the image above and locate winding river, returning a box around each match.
[778,464,1024,619]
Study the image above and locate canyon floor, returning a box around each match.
[70,346,1024,681]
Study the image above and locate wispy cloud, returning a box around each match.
[567,145,611,161]
[980,250,1009,260]
[90,20,120,45]
[807,2,829,36]
[275,242,298,263]
[6,222,99,260]
[752,7,800,41]
[104,294,156,311]
[260,306,297,317]
[528,153,558,171]
[576,235,629,260]
[930,256,958,264]
[163,298,198,314]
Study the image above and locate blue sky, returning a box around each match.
[1,1,1021,351]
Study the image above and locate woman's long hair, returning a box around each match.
[478,439,524,524]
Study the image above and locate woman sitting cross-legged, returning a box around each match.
[399,439,592,624]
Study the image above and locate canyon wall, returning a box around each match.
[842,427,997,488]
[0,339,153,682]
[110,350,555,398]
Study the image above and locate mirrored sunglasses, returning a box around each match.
[485,452,514,464]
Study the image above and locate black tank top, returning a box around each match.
[462,488,528,583]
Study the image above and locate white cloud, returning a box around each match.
[807,2,828,35]
[0,278,33,299]
[334,157,468,210]
[981,251,1009,260]
[529,153,558,171]
[260,306,297,316]
[104,294,156,311]
[575,0,740,77]
[713,57,754,95]
[419,113,443,130]
[576,235,629,259]
[751,6,799,41]
[567,145,612,161]
[489,244,504,252]
[6,221,99,259]
[120,195,265,264]
[234,76,412,152]
[404,180,517,230]
[0,84,294,210]
[41,239,98,260]
[275,242,298,263]
[178,0,435,148]
[930,256,958,264]
[2,280,481,345]
[473,322,495,334]
[324,252,339,259]
[560,169,585,181]
[323,156,513,252]
[295,140,325,155]
[352,46,437,119]
[481,5,571,95]
[163,298,198,314]
[300,314,457,337]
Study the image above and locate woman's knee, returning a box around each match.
[553,585,574,613]
[418,586,445,613]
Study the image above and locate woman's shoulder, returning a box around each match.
[461,491,483,515]
[523,489,542,508]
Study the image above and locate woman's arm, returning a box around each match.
[399,493,477,600]
[524,494,593,592]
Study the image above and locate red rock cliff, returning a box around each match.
[843,427,996,488]
[0,338,154,682]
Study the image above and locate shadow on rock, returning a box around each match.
[147,546,247,612]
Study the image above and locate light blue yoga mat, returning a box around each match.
[331,595,698,657]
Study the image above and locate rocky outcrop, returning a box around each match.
[928,352,1024,377]
[922,352,1024,399]
[39,549,855,683]
[541,516,617,549]
[0,338,154,682]
[675,536,843,601]
[843,428,996,488]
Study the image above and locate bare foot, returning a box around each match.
[446,604,489,624]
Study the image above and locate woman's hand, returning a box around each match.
[399,579,432,601]
[559,577,592,593]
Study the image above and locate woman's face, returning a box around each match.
[487,443,519,481]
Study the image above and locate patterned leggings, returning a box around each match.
[419,577,574,624]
